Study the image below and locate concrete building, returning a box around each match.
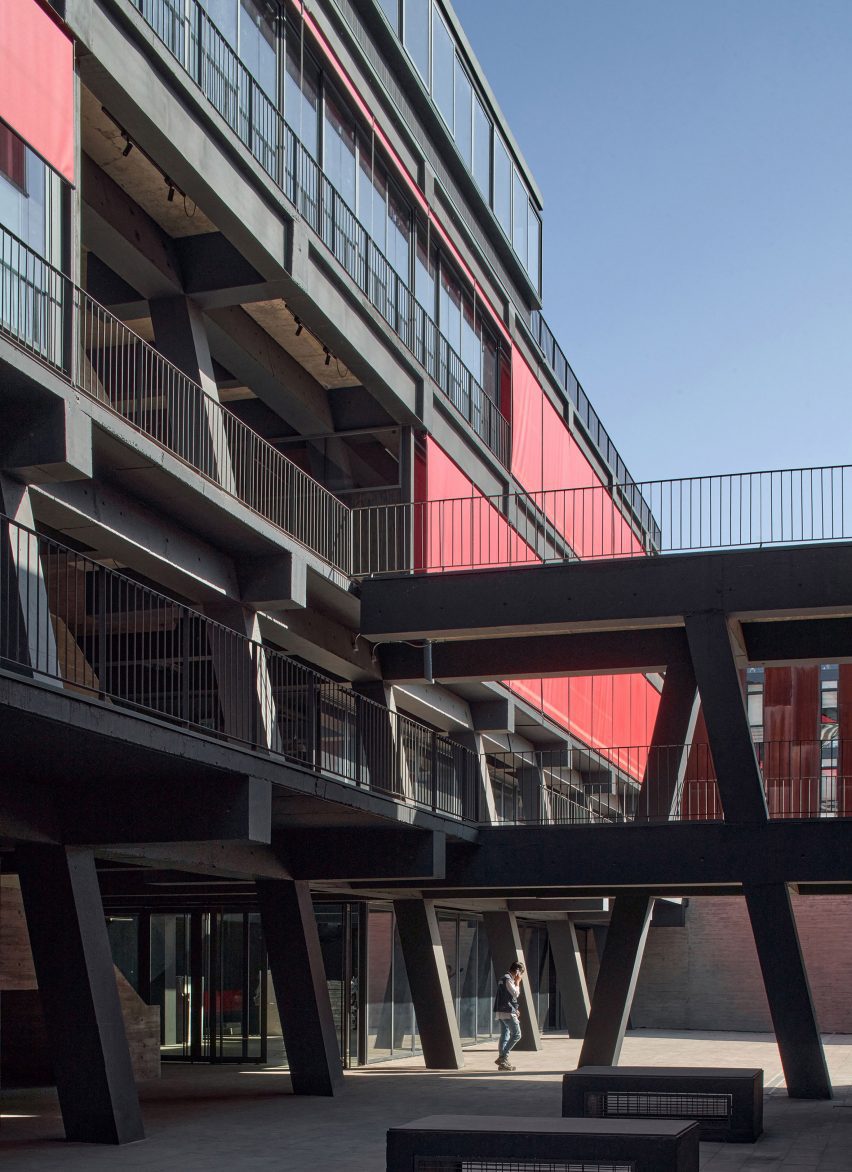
[1,0,850,1146]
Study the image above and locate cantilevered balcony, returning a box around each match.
[0,513,480,821]
[1,223,352,574]
[129,0,511,466]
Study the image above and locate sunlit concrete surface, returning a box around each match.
[1,1031,851,1169]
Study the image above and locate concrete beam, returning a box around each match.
[360,543,852,641]
[741,617,852,665]
[204,305,335,436]
[279,828,446,881]
[435,820,852,890]
[174,232,270,306]
[81,152,183,298]
[238,550,307,610]
[0,395,93,484]
[471,698,515,734]
[60,774,272,845]
[30,479,241,601]
[377,629,689,683]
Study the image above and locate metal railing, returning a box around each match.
[131,0,510,466]
[485,741,851,825]
[529,308,653,530]
[352,465,852,575]
[0,222,352,574]
[0,513,478,819]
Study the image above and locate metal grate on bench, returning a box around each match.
[587,1092,733,1122]
[415,1162,637,1171]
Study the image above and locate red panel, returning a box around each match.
[511,350,543,493]
[419,438,538,571]
[511,349,644,560]
[0,0,74,183]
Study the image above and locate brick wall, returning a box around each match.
[631,895,852,1033]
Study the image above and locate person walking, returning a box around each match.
[494,960,525,1070]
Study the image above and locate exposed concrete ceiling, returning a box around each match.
[81,87,217,238]
[244,300,360,391]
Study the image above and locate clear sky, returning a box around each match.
[452,0,852,482]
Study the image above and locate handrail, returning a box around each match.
[486,740,850,825]
[0,512,479,820]
[351,464,852,575]
[529,308,649,521]
[1,222,352,574]
[131,0,511,466]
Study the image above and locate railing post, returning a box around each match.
[181,614,191,724]
[430,729,438,812]
[96,566,108,700]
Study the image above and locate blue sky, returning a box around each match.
[452,0,852,482]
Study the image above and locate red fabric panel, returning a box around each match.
[510,350,543,493]
[511,349,643,560]
[0,0,74,183]
[419,438,538,571]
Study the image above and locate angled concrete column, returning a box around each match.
[637,658,700,821]
[149,294,236,492]
[0,477,60,684]
[578,893,653,1067]
[17,846,144,1144]
[452,730,497,824]
[549,919,590,1037]
[355,682,412,799]
[201,602,282,751]
[256,879,343,1095]
[482,910,541,1052]
[685,611,768,823]
[743,883,831,1099]
[393,899,464,1069]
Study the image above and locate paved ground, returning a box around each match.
[2,1031,851,1169]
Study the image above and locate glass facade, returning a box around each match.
[377,0,542,291]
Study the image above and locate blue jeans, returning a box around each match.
[497,1015,521,1059]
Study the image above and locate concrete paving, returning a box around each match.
[1,1030,851,1169]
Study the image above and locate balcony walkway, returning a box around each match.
[2,1031,850,1169]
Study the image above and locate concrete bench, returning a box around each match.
[562,1066,764,1143]
[387,1113,700,1172]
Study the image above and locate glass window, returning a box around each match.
[386,183,411,283]
[286,32,320,157]
[200,0,238,47]
[324,89,357,209]
[0,123,62,266]
[472,94,490,198]
[415,225,437,315]
[431,6,454,129]
[377,0,399,32]
[527,202,541,288]
[438,261,462,355]
[493,133,511,236]
[461,294,481,383]
[239,0,277,99]
[358,142,387,251]
[512,168,528,260]
[403,0,429,82]
[454,59,472,167]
